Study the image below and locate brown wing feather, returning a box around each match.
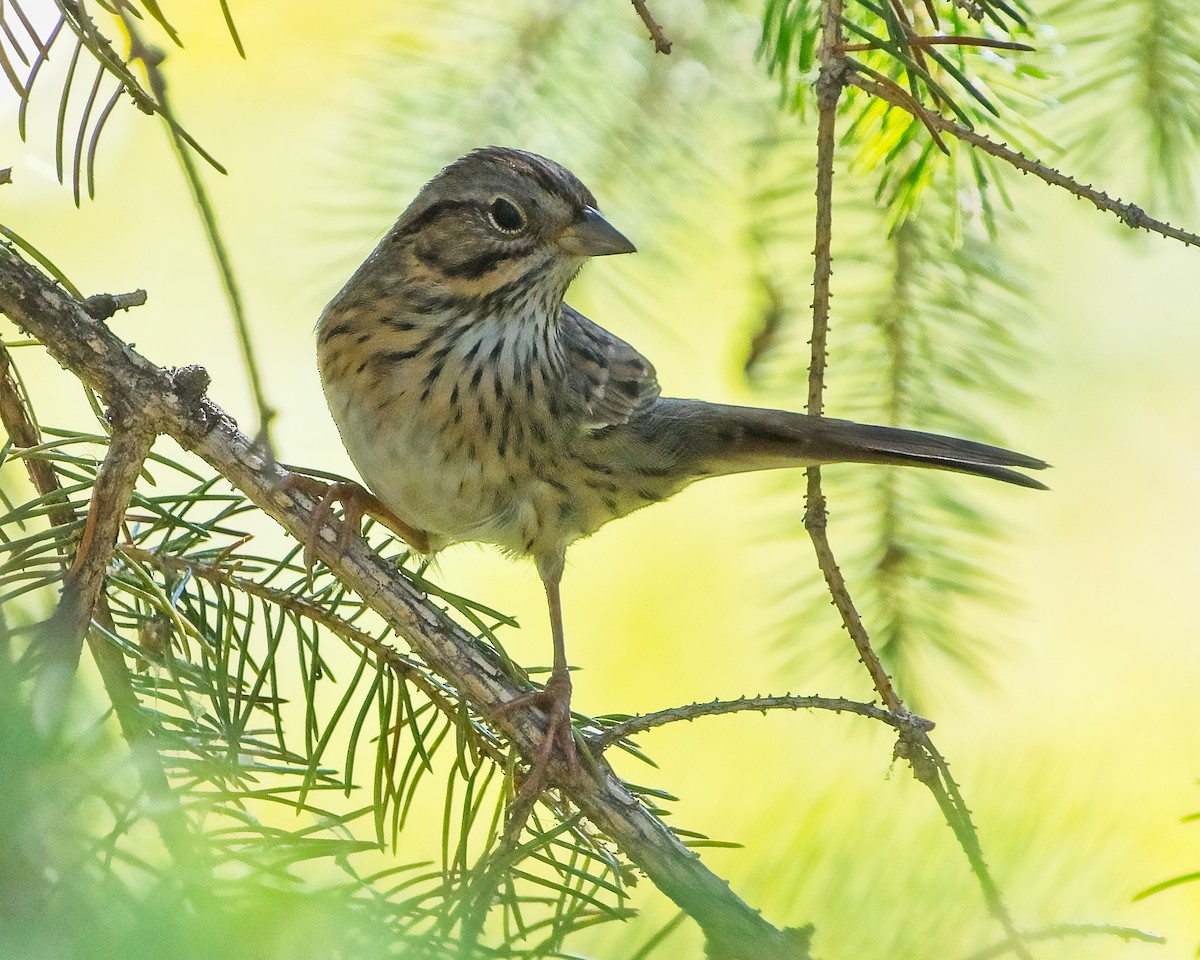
[559,305,660,430]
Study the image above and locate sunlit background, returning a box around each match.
[3,1,1200,957]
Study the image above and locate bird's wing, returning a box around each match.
[559,305,661,430]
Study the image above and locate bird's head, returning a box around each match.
[389,146,636,312]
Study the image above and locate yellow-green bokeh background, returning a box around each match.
[4,3,1200,957]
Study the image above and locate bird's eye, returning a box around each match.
[487,197,526,234]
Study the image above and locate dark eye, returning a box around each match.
[487,197,526,234]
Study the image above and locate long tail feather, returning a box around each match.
[654,400,1049,490]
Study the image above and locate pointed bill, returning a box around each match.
[557,207,637,257]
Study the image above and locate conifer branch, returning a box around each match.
[0,246,811,960]
[847,69,1200,248]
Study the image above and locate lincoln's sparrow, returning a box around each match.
[317,146,1046,772]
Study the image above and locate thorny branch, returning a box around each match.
[804,0,908,718]
[590,694,933,752]
[803,5,1033,957]
[963,922,1165,959]
[804,0,842,422]
[0,247,811,960]
[847,70,1200,249]
[908,734,1032,959]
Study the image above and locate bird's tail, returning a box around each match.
[658,400,1049,490]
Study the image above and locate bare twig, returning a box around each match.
[847,70,1200,248]
[630,0,672,55]
[590,694,934,751]
[53,413,154,648]
[82,288,148,319]
[0,247,811,960]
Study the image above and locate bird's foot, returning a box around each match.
[493,669,584,842]
[495,668,582,789]
[278,472,430,570]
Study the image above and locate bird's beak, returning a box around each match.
[557,207,637,257]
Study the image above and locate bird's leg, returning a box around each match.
[493,556,581,794]
[278,472,430,569]
[539,565,579,774]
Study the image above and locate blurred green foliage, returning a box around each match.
[3,0,1200,957]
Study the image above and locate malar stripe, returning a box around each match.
[478,259,551,313]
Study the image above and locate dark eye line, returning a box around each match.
[395,199,474,240]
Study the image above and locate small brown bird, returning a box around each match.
[317,146,1046,771]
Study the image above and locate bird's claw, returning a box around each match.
[495,671,582,785]
[278,473,430,572]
